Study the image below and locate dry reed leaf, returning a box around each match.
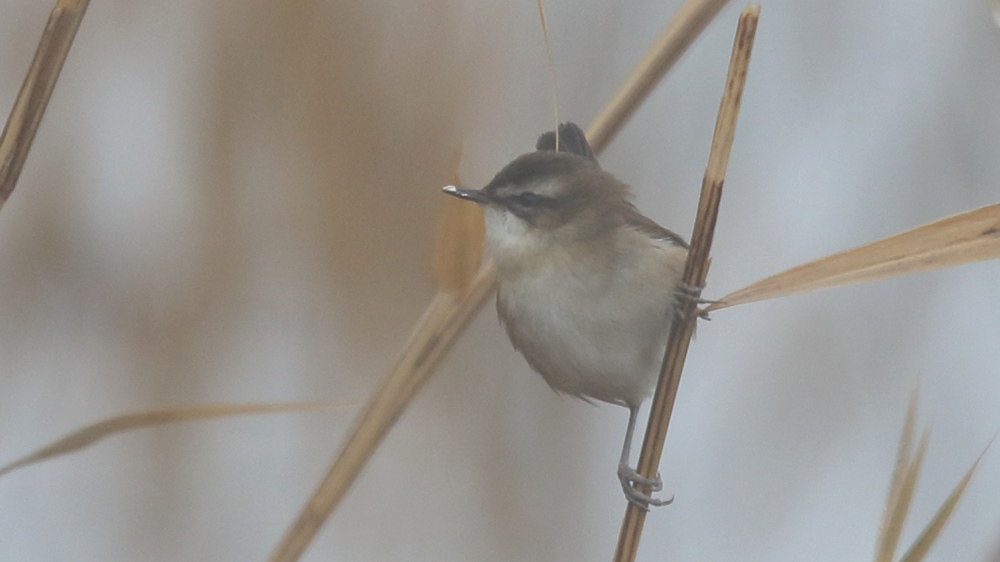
[0,401,340,478]
[269,264,496,562]
[874,392,992,562]
[432,146,484,296]
[876,394,930,562]
[708,203,1000,312]
[898,438,993,562]
[536,0,561,150]
[875,389,920,561]
[0,0,91,210]
[270,169,497,559]
[587,0,731,154]
[888,430,931,559]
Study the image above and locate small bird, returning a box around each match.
[442,123,688,508]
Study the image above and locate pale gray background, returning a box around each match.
[0,1,998,561]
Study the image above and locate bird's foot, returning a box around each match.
[618,464,674,510]
[674,282,713,321]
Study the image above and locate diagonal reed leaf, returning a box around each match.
[708,203,1000,312]
[0,0,91,211]
[897,436,994,562]
[874,392,993,562]
[877,425,931,562]
[875,389,921,562]
[0,402,341,478]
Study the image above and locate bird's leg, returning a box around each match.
[617,405,673,510]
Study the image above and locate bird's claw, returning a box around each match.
[618,465,673,510]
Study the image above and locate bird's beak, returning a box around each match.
[442,185,489,204]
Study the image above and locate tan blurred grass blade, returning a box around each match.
[0,401,340,478]
[874,391,924,562]
[708,203,1000,312]
[898,437,994,562]
[268,264,497,562]
[586,0,730,154]
[536,0,561,150]
[432,145,484,296]
[0,0,91,211]
[432,195,484,295]
[269,153,494,562]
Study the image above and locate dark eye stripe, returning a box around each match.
[502,192,554,208]
[514,192,547,207]
[497,192,556,222]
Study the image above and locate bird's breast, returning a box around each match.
[495,242,683,407]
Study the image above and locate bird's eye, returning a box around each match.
[510,192,547,207]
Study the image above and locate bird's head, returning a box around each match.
[443,150,631,270]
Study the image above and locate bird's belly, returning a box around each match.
[497,270,674,407]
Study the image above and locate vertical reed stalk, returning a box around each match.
[613,6,759,561]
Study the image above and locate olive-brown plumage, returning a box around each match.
[442,123,687,508]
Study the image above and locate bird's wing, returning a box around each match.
[624,204,689,249]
